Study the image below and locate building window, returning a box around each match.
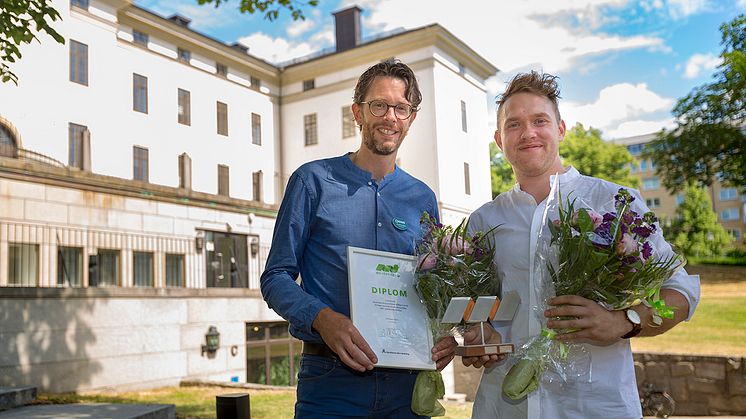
[57,246,83,287]
[627,144,643,155]
[178,88,191,126]
[216,63,228,77]
[133,29,148,47]
[253,171,262,202]
[69,39,88,86]
[302,79,315,91]
[179,153,192,189]
[251,113,262,145]
[728,229,742,240]
[721,208,740,221]
[646,198,661,208]
[217,101,228,136]
[133,146,149,181]
[461,100,468,133]
[70,0,89,9]
[133,73,148,113]
[205,231,248,288]
[8,243,38,286]
[676,194,685,205]
[0,123,17,158]
[133,251,153,287]
[250,76,261,91]
[304,113,317,146]
[177,48,191,63]
[166,254,185,287]
[89,249,120,287]
[68,123,87,169]
[218,164,229,196]
[246,321,302,386]
[464,162,471,195]
[342,106,356,138]
[639,160,649,171]
[642,177,660,190]
[458,62,466,75]
[720,188,738,201]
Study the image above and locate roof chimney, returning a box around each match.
[333,6,362,52]
[168,14,191,27]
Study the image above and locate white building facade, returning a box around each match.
[0,0,497,394]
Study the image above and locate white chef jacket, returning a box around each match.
[469,167,700,419]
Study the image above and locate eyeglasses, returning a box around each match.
[359,100,417,120]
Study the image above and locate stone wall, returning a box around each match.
[634,353,746,416]
[453,353,746,415]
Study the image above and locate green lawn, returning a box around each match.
[631,281,746,356]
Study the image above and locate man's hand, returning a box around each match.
[461,323,506,369]
[545,295,630,346]
[431,336,458,371]
[312,307,377,372]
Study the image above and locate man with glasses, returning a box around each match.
[261,59,457,418]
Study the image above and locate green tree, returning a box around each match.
[489,142,515,198]
[560,123,639,188]
[645,14,746,192]
[1,0,64,84]
[196,0,319,21]
[670,183,732,257]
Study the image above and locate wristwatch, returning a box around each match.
[621,308,642,339]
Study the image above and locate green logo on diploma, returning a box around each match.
[376,264,399,273]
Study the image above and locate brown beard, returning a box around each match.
[361,123,404,155]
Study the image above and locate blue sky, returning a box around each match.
[136,0,745,139]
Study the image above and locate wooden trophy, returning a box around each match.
[447,291,520,357]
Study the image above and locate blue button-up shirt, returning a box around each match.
[260,154,439,342]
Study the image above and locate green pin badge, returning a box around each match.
[392,218,408,231]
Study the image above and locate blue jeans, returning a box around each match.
[295,354,428,418]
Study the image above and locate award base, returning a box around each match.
[455,343,515,357]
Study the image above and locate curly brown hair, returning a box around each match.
[353,58,422,109]
[496,71,562,129]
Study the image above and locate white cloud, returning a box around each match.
[605,117,675,139]
[355,0,665,77]
[683,52,722,79]
[236,33,316,63]
[141,0,238,31]
[287,18,316,37]
[667,0,712,19]
[562,82,674,137]
[738,0,746,8]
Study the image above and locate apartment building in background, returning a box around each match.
[612,133,745,249]
[0,0,497,396]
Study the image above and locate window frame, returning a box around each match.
[133,73,148,114]
[178,88,191,126]
[217,101,229,136]
[304,113,318,146]
[342,106,356,139]
[133,145,149,182]
[133,29,149,47]
[69,39,88,86]
[218,164,230,196]
[252,171,262,202]
[460,100,468,133]
[132,251,154,287]
[251,113,262,145]
[165,253,185,287]
[68,123,87,169]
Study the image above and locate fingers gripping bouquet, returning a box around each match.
[411,212,500,416]
[502,183,684,400]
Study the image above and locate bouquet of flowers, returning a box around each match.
[501,185,684,400]
[411,212,500,416]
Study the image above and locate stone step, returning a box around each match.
[0,387,37,411]
[0,403,176,418]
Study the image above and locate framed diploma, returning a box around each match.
[347,246,436,370]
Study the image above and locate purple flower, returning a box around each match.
[641,242,653,260]
[588,210,603,230]
[632,225,653,238]
[603,212,617,223]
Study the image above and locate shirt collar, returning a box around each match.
[341,152,400,186]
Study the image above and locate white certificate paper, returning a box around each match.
[347,246,436,370]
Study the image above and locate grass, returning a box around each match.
[687,256,746,266]
[38,386,473,419]
[631,280,746,356]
